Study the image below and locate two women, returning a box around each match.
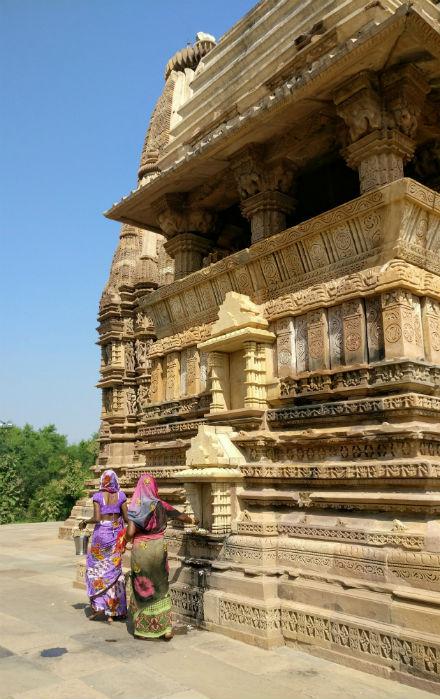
[82,469,197,639]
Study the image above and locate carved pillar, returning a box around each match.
[365,296,385,363]
[209,352,230,412]
[307,308,330,372]
[256,343,269,407]
[328,306,343,368]
[243,341,259,409]
[345,129,414,193]
[231,145,296,244]
[295,314,309,373]
[180,347,188,397]
[186,346,201,395]
[150,357,164,403]
[164,233,212,280]
[211,483,232,535]
[342,299,367,365]
[276,317,296,377]
[334,67,429,193]
[165,352,181,401]
[381,290,424,361]
[200,351,209,392]
[153,194,216,280]
[421,298,440,364]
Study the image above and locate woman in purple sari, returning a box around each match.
[79,469,128,623]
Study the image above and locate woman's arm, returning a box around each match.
[121,501,129,524]
[162,501,199,525]
[79,502,100,529]
[176,512,199,526]
[125,520,137,544]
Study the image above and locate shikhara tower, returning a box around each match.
[69,3,440,691]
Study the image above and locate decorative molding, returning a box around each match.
[279,360,440,400]
[267,392,440,427]
[219,599,281,633]
[239,460,439,481]
[280,603,440,680]
[138,181,440,339]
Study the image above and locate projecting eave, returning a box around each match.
[104,6,440,232]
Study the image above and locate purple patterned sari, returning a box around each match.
[85,471,127,618]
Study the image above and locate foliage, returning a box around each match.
[0,455,25,524]
[0,424,98,523]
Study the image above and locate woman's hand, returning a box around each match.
[192,516,200,526]
[78,519,87,530]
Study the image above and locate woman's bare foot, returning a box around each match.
[107,616,114,624]
[163,631,173,641]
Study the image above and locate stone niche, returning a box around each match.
[179,424,244,534]
[198,292,275,414]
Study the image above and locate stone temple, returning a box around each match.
[64,0,440,691]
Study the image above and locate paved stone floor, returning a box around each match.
[0,522,436,699]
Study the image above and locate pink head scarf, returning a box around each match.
[128,473,170,532]
[130,473,159,506]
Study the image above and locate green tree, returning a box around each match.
[0,424,98,522]
[0,424,69,504]
[28,456,92,522]
[0,455,25,524]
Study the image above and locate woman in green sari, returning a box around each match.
[122,473,197,640]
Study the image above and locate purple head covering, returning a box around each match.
[99,469,120,494]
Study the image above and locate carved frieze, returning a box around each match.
[280,605,440,680]
[239,460,439,482]
[268,393,440,427]
[139,181,440,339]
[279,360,440,401]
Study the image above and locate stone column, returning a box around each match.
[381,290,424,361]
[421,298,440,364]
[334,67,429,193]
[276,317,296,377]
[200,351,209,392]
[365,297,385,363]
[211,483,232,535]
[164,232,212,280]
[153,194,216,280]
[209,351,230,412]
[342,299,367,365]
[186,346,201,395]
[307,309,330,372]
[243,341,257,409]
[294,315,309,373]
[328,306,344,368]
[180,347,188,397]
[165,352,181,401]
[256,343,269,407]
[231,144,296,244]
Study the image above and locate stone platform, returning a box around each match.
[0,521,435,699]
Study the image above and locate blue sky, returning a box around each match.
[0,0,256,443]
